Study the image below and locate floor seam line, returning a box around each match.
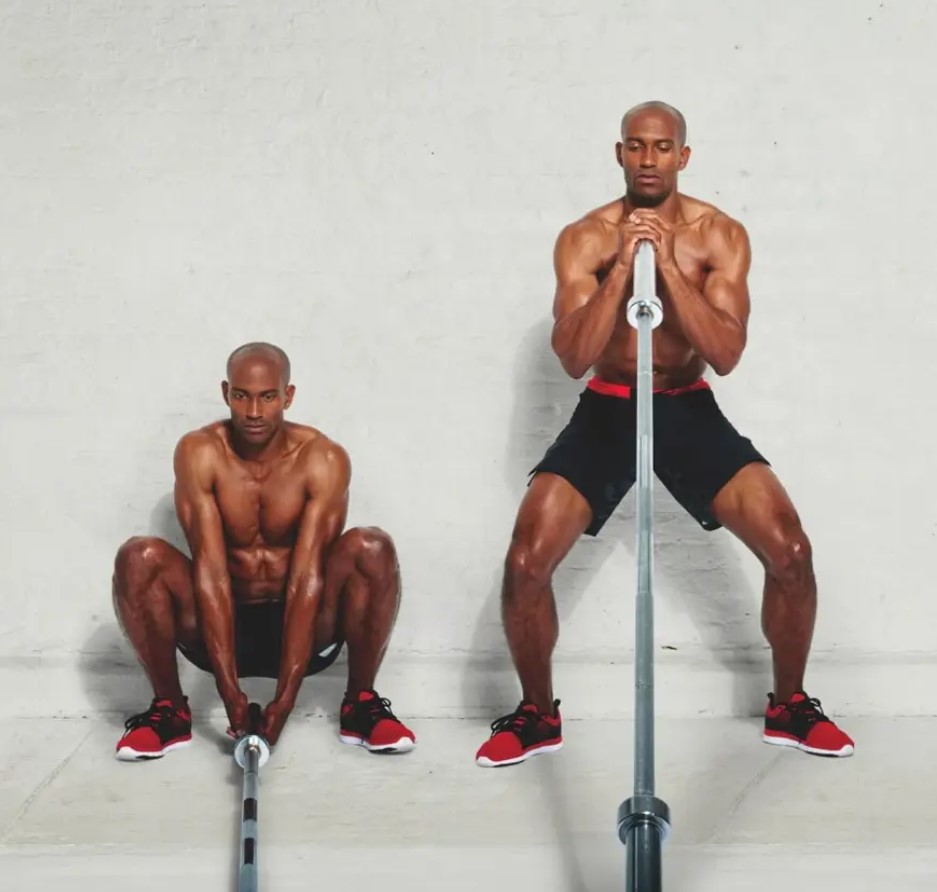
[0,723,95,845]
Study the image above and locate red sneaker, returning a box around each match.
[115,697,192,761]
[475,699,562,767]
[763,691,854,757]
[339,690,415,753]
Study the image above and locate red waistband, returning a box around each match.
[586,375,710,398]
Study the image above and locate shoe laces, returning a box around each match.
[351,692,397,721]
[787,694,830,726]
[490,703,539,737]
[123,698,179,732]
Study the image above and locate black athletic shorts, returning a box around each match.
[529,376,769,536]
[178,600,343,679]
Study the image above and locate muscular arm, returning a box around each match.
[658,216,752,376]
[550,223,633,380]
[273,440,351,708]
[172,433,241,703]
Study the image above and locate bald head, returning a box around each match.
[222,342,295,446]
[621,101,687,147]
[226,342,291,387]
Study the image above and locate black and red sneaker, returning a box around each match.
[115,696,192,761]
[475,699,563,767]
[763,691,854,757]
[339,690,415,753]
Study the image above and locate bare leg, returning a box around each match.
[316,526,402,696]
[711,463,816,703]
[112,536,200,709]
[501,473,593,714]
[760,543,816,703]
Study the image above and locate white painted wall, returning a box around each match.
[2,0,935,720]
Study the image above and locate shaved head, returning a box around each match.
[616,100,690,207]
[226,341,291,387]
[222,342,295,448]
[621,101,687,147]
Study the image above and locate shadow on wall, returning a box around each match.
[462,317,767,719]
[460,318,598,714]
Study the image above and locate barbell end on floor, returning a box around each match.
[626,295,664,330]
[234,733,271,770]
[617,795,672,846]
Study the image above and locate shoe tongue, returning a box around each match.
[357,690,376,702]
[788,692,808,704]
[519,702,540,714]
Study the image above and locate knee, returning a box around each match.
[113,536,169,592]
[343,526,398,576]
[504,538,554,597]
[762,520,813,585]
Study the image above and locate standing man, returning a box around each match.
[476,102,853,767]
[113,342,415,759]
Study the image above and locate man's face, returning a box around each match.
[222,357,294,447]
[616,109,690,207]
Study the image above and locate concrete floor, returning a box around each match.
[1,713,933,891]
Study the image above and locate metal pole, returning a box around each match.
[234,704,271,892]
[618,240,671,892]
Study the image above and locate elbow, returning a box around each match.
[709,324,746,377]
[559,356,589,380]
[710,341,745,377]
[710,354,736,376]
[551,325,585,380]
[551,334,589,380]
[710,352,740,377]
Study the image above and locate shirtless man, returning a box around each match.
[475,101,854,767]
[112,342,415,759]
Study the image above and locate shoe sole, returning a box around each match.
[476,740,563,768]
[339,733,415,754]
[762,732,854,757]
[115,737,192,761]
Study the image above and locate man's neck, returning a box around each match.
[623,190,682,222]
[227,424,289,465]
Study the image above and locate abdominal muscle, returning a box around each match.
[593,317,707,389]
[225,545,292,604]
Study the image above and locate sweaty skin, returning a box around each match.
[114,345,403,745]
[176,424,344,606]
[173,419,349,713]
[550,124,751,386]
[501,105,817,716]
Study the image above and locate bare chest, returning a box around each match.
[214,464,307,549]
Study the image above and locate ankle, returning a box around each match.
[154,692,188,713]
[773,685,804,705]
[522,695,556,716]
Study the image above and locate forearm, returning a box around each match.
[274,576,324,705]
[551,261,632,378]
[192,562,241,700]
[659,261,745,375]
